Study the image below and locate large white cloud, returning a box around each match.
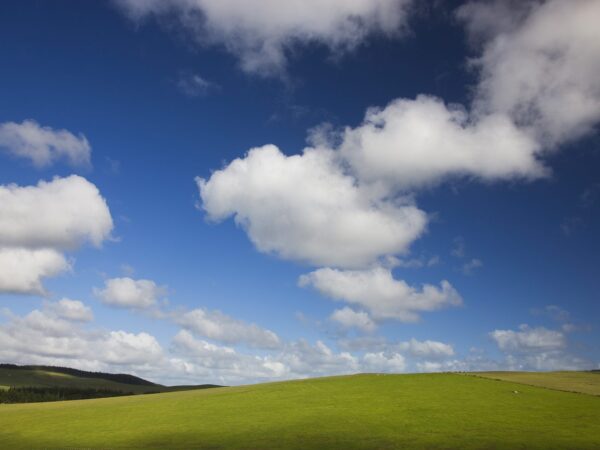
[115,0,414,76]
[330,307,377,333]
[0,120,91,168]
[94,277,167,309]
[175,307,281,349]
[0,176,113,295]
[337,95,544,190]
[459,0,600,145]
[299,267,462,322]
[47,298,94,322]
[0,248,70,295]
[0,175,113,250]
[198,145,427,268]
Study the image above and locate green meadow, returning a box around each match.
[473,370,600,396]
[1,372,599,449]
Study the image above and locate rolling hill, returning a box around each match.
[1,372,599,449]
[0,364,221,397]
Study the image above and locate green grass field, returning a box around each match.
[1,372,599,449]
[473,371,600,396]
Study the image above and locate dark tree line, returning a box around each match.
[0,386,135,403]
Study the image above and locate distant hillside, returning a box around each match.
[0,363,222,403]
[0,364,158,387]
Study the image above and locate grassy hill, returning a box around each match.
[472,370,600,396]
[1,372,599,449]
[0,364,221,397]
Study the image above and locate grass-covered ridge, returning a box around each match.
[472,370,600,396]
[1,372,599,449]
[0,364,221,399]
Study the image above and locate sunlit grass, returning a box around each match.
[1,373,599,449]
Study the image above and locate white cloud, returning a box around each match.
[102,331,164,365]
[337,95,544,190]
[0,248,70,295]
[0,176,112,296]
[459,0,600,145]
[0,303,459,385]
[198,145,426,268]
[115,0,414,76]
[490,324,566,352]
[94,277,167,309]
[19,309,77,337]
[0,120,91,168]
[299,267,462,322]
[276,340,358,377]
[0,175,113,250]
[362,352,406,372]
[175,307,281,349]
[330,307,376,333]
[337,336,454,360]
[397,338,454,358]
[48,298,94,322]
[0,306,166,372]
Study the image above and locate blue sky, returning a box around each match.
[0,0,598,385]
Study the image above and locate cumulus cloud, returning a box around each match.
[102,330,164,365]
[299,267,462,322]
[0,175,113,250]
[459,0,600,145]
[490,324,566,352]
[196,94,548,272]
[337,95,544,190]
[198,145,426,268]
[0,248,70,295]
[175,307,281,349]
[0,305,165,372]
[0,120,91,168]
[47,298,94,322]
[115,0,414,76]
[94,277,167,309]
[0,176,112,296]
[330,307,377,333]
[488,322,591,371]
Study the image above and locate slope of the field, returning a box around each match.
[1,373,599,449]
[472,371,600,396]
[0,366,221,395]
